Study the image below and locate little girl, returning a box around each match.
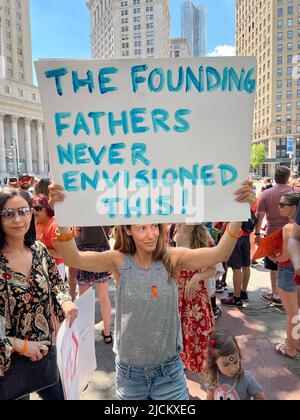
[205,331,266,400]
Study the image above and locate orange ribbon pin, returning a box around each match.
[151,285,159,299]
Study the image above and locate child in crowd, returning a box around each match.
[205,331,266,400]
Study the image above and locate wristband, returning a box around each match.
[55,228,74,242]
[226,226,243,239]
[255,233,261,236]
[19,339,29,356]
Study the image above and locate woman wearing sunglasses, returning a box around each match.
[270,193,300,359]
[32,194,65,280]
[0,189,77,400]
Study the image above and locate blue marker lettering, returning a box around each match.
[57,143,73,165]
[63,171,80,192]
[88,145,107,166]
[74,112,91,136]
[88,112,106,136]
[174,109,191,133]
[109,143,126,165]
[101,198,121,219]
[219,164,238,186]
[132,143,150,167]
[98,67,118,94]
[130,108,149,134]
[167,67,184,92]
[162,168,178,187]
[72,70,94,94]
[151,109,170,133]
[45,67,68,96]
[201,165,216,186]
[157,196,173,216]
[81,171,100,190]
[186,66,204,92]
[131,64,148,93]
[55,112,71,137]
[74,144,90,165]
[244,67,256,94]
[206,67,221,92]
[108,111,129,136]
[148,68,165,93]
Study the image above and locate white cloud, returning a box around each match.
[208,45,236,57]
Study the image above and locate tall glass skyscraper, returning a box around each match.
[181,0,206,57]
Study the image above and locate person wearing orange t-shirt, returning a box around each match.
[32,194,65,279]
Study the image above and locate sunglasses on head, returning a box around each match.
[32,206,44,212]
[1,207,32,220]
[278,202,294,208]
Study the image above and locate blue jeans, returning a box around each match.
[278,265,299,293]
[116,355,189,400]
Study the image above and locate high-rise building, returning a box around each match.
[181,0,206,57]
[87,0,170,59]
[170,38,191,58]
[236,0,300,176]
[0,0,47,177]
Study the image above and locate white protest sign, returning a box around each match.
[35,58,256,226]
[56,288,96,401]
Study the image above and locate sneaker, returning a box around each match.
[213,305,222,320]
[216,279,224,293]
[222,282,228,291]
[240,291,249,302]
[221,296,243,308]
[260,293,282,306]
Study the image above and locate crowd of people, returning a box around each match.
[0,168,299,400]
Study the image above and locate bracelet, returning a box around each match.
[226,226,243,239]
[19,339,29,356]
[55,228,74,242]
[255,233,261,236]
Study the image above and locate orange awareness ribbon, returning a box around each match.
[151,285,159,299]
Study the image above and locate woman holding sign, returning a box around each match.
[49,181,255,400]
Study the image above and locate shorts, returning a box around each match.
[228,236,251,269]
[116,355,189,400]
[277,265,299,293]
[75,246,113,287]
[264,256,278,272]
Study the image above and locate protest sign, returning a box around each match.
[56,288,96,401]
[35,58,256,226]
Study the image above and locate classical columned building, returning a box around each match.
[0,0,48,178]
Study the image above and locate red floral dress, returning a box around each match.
[178,269,214,373]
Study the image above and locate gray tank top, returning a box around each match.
[113,254,182,367]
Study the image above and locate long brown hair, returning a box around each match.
[204,331,244,388]
[190,224,213,249]
[114,224,177,279]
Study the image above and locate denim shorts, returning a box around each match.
[116,355,189,400]
[277,265,299,293]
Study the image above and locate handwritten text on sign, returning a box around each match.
[35,58,256,226]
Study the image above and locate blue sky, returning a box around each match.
[31,0,235,80]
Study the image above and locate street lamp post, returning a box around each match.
[11,137,20,176]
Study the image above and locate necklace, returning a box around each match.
[217,372,238,395]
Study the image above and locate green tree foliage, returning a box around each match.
[250,143,267,170]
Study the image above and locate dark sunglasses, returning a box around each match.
[1,207,32,220]
[278,203,294,208]
[32,206,44,212]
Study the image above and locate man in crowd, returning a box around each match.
[255,166,300,305]
[18,173,33,197]
[289,203,300,277]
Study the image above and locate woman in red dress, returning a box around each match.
[176,224,217,373]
